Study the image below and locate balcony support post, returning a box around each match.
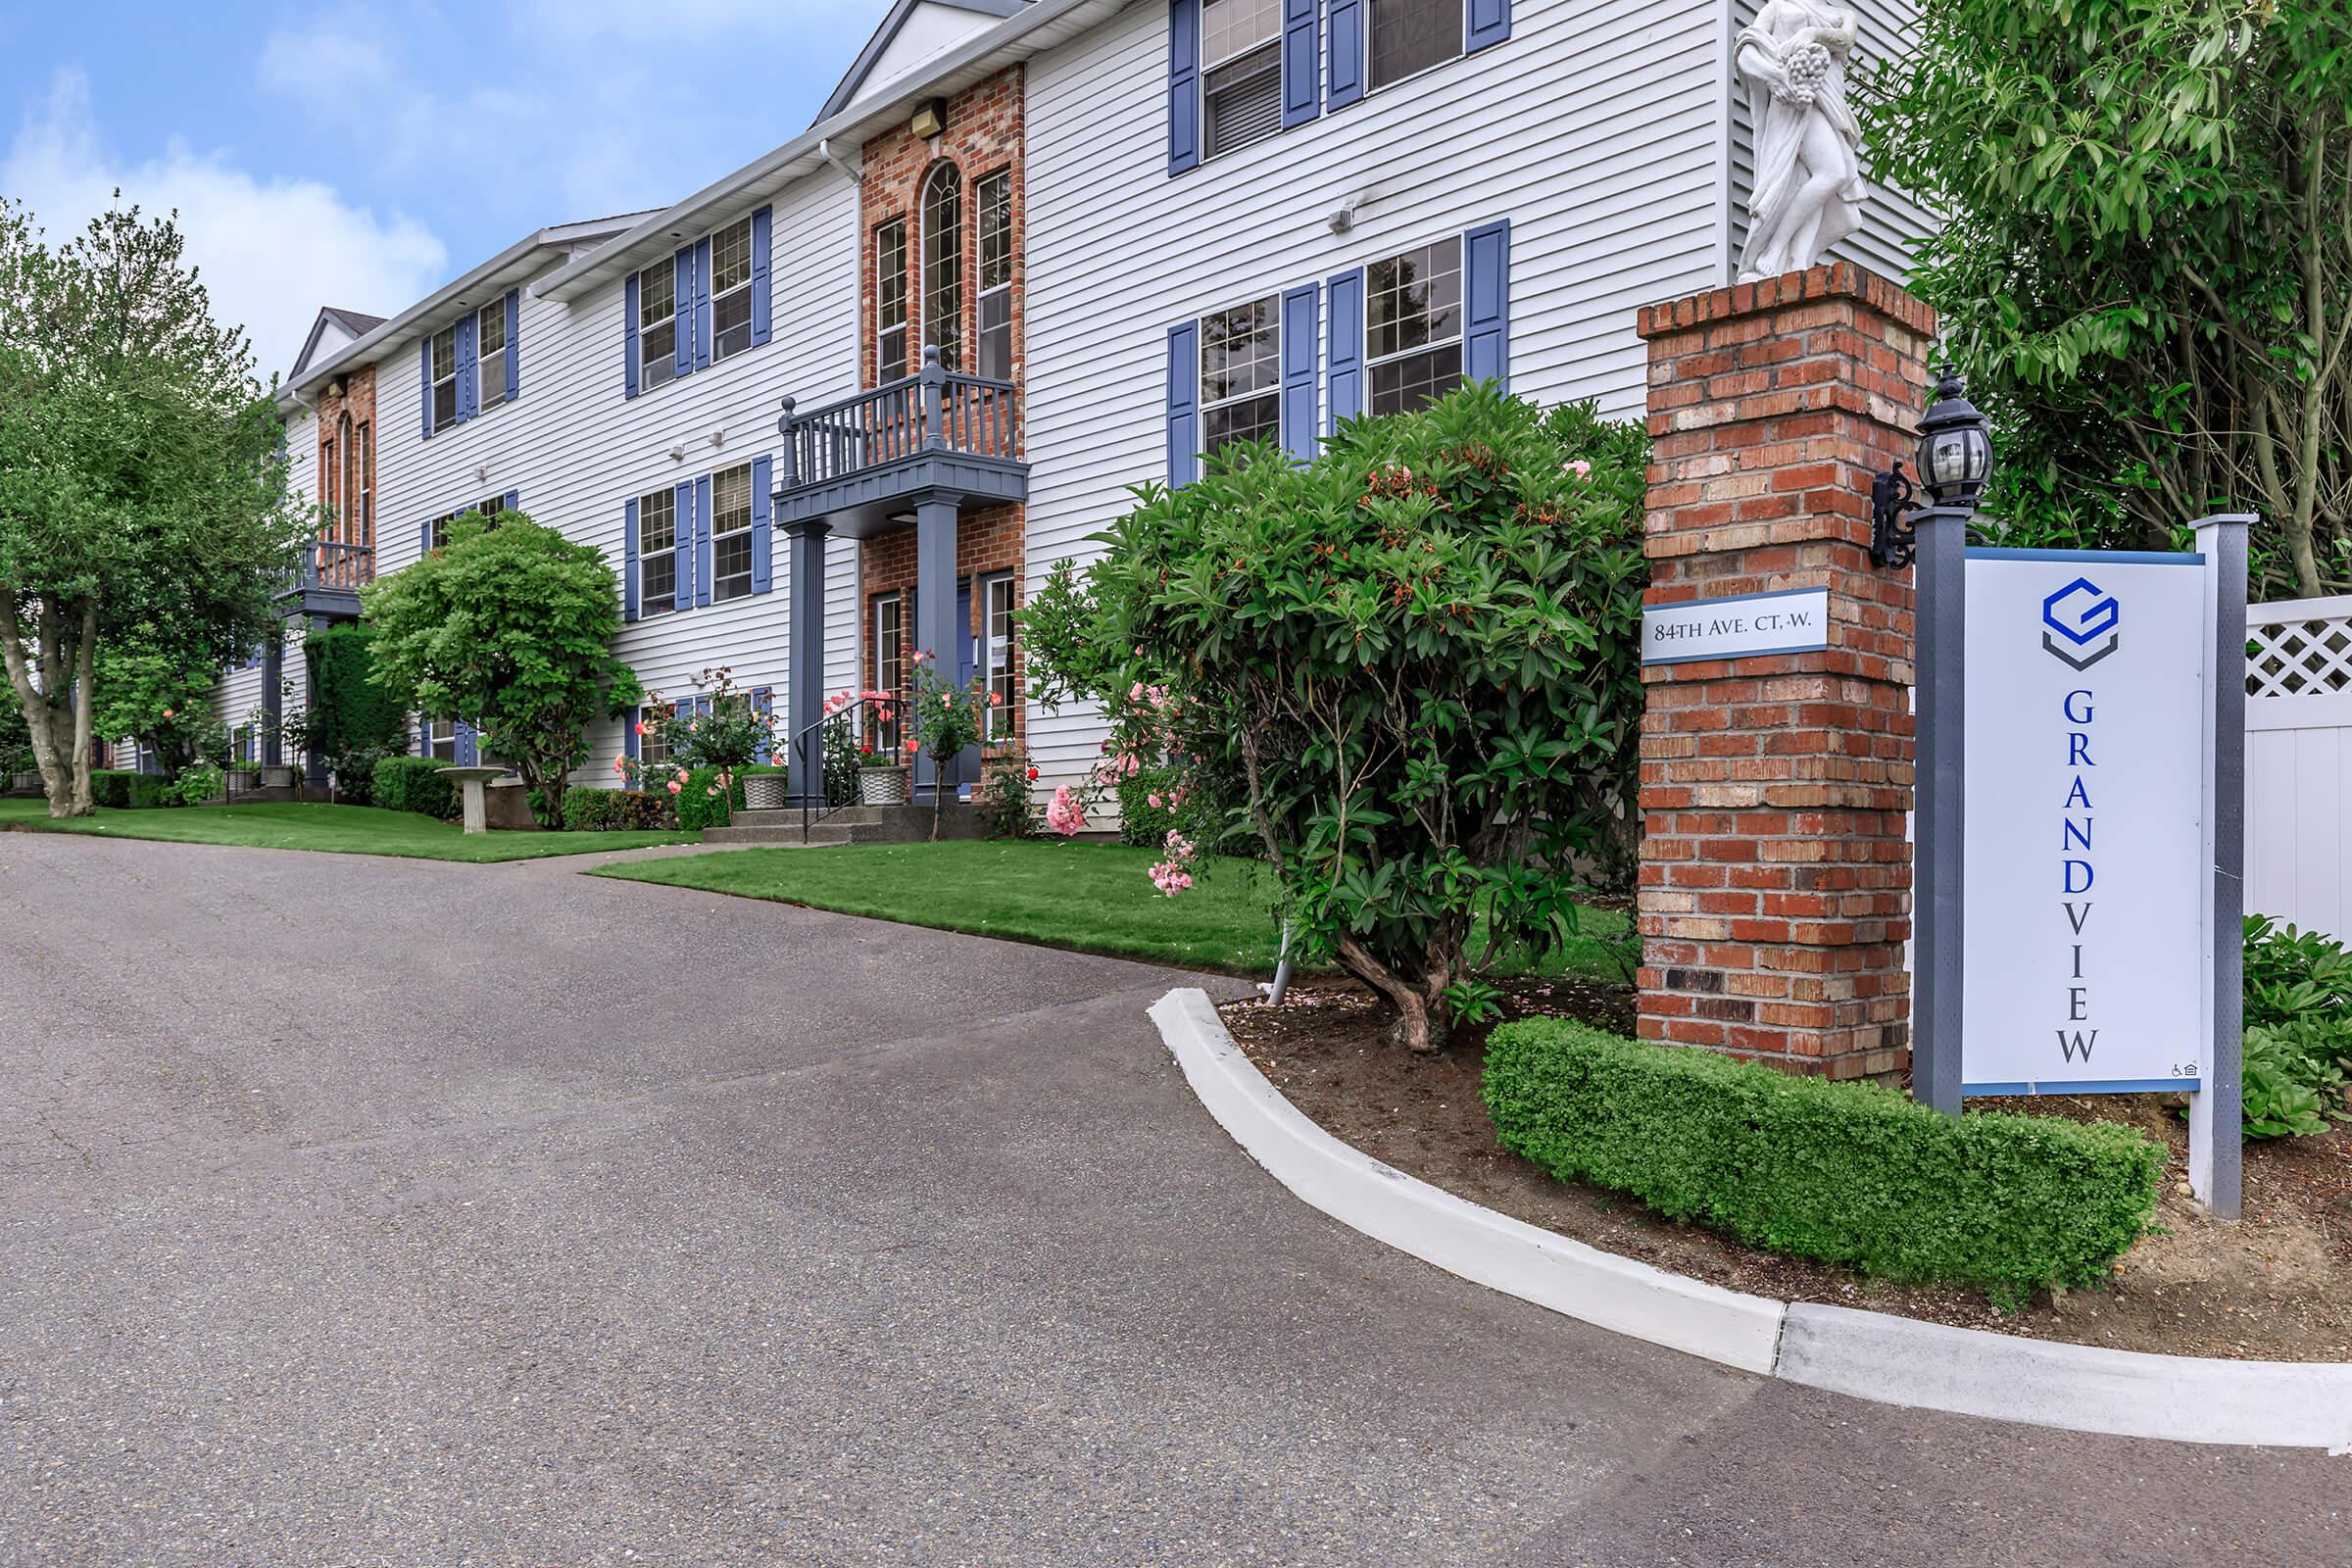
[914,495,962,804]
[784,515,832,807]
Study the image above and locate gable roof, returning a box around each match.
[818,0,1030,121]
[289,307,390,381]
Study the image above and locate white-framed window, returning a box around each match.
[320,431,339,529]
[356,421,372,548]
[981,572,1016,739]
[1369,0,1463,90]
[430,493,507,552]
[711,464,754,603]
[429,324,459,432]
[640,711,672,769]
[1366,235,1463,416]
[427,717,458,761]
[875,219,909,382]
[638,255,678,391]
[922,165,963,372]
[477,299,508,408]
[1200,294,1281,456]
[710,215,756,364]
[873,592,906,752]
[975,172,1013,380]
[638,486,678,615]
[1202,0,1283,159]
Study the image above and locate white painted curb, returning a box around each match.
[1152,986,2352,1452]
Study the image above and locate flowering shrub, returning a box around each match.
[1024,384,1647,1053]
[617,667,779,828]
[1044,784,1088,837]
[979,749,1043,838]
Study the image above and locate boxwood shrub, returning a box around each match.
[1483,1019,2163,1304]
[562,788,677,832]
[371,756,459,819]
[673,765,755,832]
[88,769,171,808]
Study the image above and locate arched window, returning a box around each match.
[337,414,357,544]
[921,164,963,372]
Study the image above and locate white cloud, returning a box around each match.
[3,67,448,382]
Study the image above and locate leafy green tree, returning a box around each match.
[1025,386,1648,1054]
[0,197,306,815]
[303,623,409,789]
[1864,0,2352,599]
[90,636,230,779]
[363,512,641,820]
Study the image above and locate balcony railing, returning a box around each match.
[298,539,375,592]
[777,346,1019,492]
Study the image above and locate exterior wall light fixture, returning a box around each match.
[1871,368,1994,569]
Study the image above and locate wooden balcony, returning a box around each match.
[278,538,373,619]
[773,347,1026,536]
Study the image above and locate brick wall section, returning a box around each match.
[313,364,378,576]
[1633,263,1937,1081]
[854,67,1029,755]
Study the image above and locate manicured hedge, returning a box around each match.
[673,764,765,832]
[562,788,677,832]
[88,769,170,808]
[1482,1019,2163,1304]
[371,756,459,819]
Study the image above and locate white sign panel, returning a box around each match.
[1642,587,1831,666]
[1961,551,2208,1093]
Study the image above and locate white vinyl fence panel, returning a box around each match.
[2245,594,2352,939]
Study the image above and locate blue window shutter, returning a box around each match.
[1283,0,1321,127]
[672,245,693,381]
[1165,319,1200,486]
[1327,0,1363,110]
[753,687,773,763]
[456,722,477,767]
[692,237,712,372]
[751,206,773,349]
[501,489,518,514]
[419,339,434,438]
[623,497,641,621]
[1326,267,1363,430]
[750,455,773,595]
[455,314,478,423]
[624,273,641,399]
[626,707,641,760]
[956,579,975,687]
[418,718,430,758]
[1466,0,1510,53]
[694,474,713,609]
[1168,0,1201,175]
[419,515,434,557]
[504,288,519,402]
[1463,219,1511,389]
[1279,283,1319,461]
[672,480,694,612]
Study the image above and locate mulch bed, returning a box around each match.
[1219,977,2352,1362]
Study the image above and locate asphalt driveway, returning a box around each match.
[2,833,2345,1565]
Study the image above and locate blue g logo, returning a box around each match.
[2042,577,2121,669]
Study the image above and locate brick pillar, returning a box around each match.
[1633,263,1937,1080]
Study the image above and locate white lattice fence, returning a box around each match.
[2245,594,2352,939]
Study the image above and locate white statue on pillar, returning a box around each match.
[1736,0,1867,281]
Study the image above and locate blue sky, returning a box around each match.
[0,1,895,377]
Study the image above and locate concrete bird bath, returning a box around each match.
[441,765,510,834]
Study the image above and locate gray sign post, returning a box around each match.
[2190,513,2251,1219]
[1909,506,1973,1115]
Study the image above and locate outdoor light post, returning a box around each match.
[1870,368,1994,568]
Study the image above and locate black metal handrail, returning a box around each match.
[776,346,1018,491]
[791,692,906,843]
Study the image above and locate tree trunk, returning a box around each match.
[1334,932,1453,1055]
[0,595,97,817]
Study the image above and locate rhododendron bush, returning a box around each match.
[1024,385,1646,1054]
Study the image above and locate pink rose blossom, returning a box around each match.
[666,781,683,795]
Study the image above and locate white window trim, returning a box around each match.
[1200,292,1282,455]
[974,173,1013,380]
[981,572,1016,740]
[636,255,679,392]
[875,218,910,383]
[476,300,508,411]
[1366,0,1469,97]
[710,464,755,602]
[429,325,459,433]
[709,215,756,366]
[1362,232,1466,416]
[637,487,679,615]
[1200,0,1285,163]
[873,592,906,751]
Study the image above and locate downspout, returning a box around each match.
[819,137,861,184]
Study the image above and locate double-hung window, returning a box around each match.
[876,220,910,382]
[640,711,672,769]
[638,255,678,391]
[426,718,458,761]
[430,494,507,552]
[710,215,756,363]
[356,422,372,548]
[1200,294,1281,456]
[975,172,1013,380]
[638,486,678,615]
[1202,0,1283,159]
[873,593,906,753]
[429,324,459,432]
[320,432,339,529]
[710,464,754,602]
[981,573,1016,739]
[477,299,509,408]
[922,166,963,372]
[1370,0,1464,89]
[1366,235,1463,415]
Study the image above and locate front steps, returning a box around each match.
[702,802,988,847]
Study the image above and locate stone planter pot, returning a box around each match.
[743,772,787,810]
[858,765,909,807]
[260,764,297,789]
[11,771,40,795]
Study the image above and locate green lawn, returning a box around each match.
[0,797,693,861]
[594,838,1630,979]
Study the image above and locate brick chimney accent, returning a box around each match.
[1632,263,1938,1080]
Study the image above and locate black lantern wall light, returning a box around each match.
[1869,368,1996,568]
